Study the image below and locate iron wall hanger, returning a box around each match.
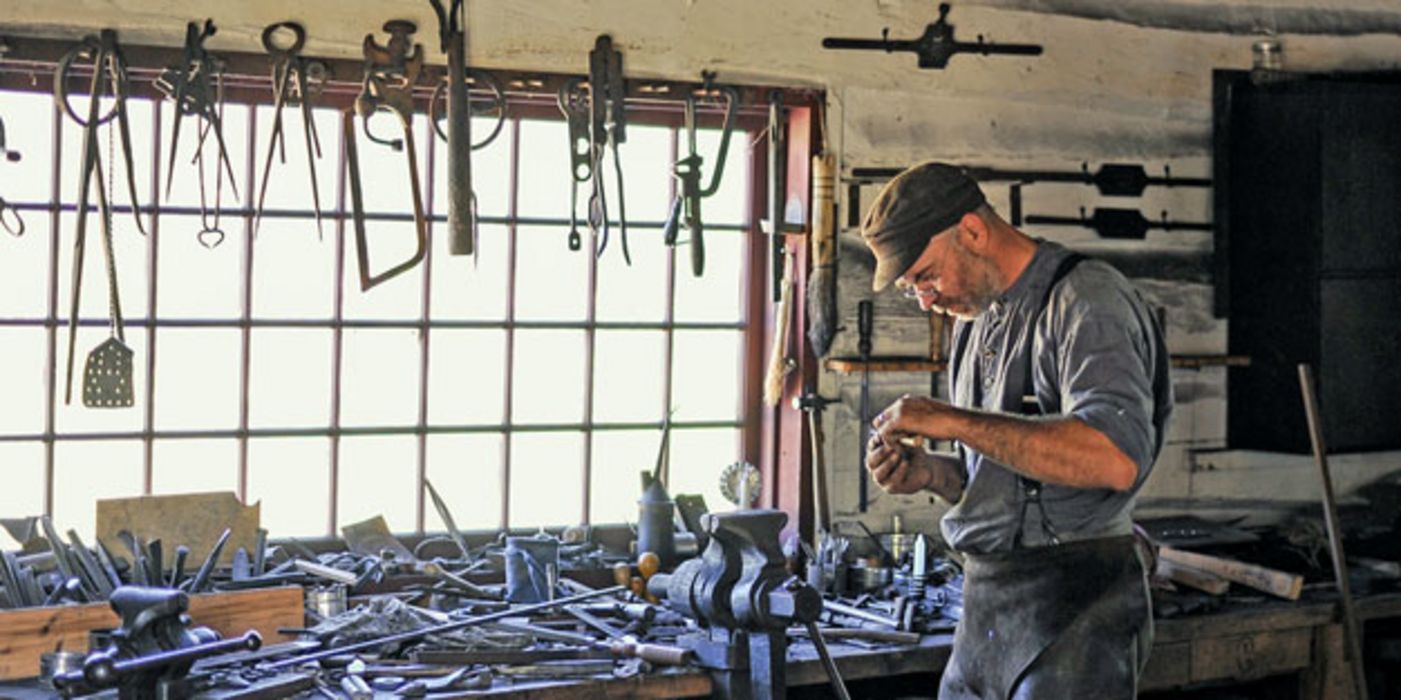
[253,21,328,240]
[155,20,239,203]
[822,3,1043,70]
[556,35,630,262]
[663,72,739,278]
[347,20,430,292]
[1025,207,1212,240]
[850,162,1212,197]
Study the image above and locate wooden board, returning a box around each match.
[96,491,260,569]
[1157,557,1231,595]
[1158,546,1303,600]
[0,586,302,680]
[1190,628,1312,684]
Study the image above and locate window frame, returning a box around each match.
[0,35,813,536]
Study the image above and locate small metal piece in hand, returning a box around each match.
[83,337,134,408]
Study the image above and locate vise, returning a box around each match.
[648,509,846,700]
[53,586,260,699]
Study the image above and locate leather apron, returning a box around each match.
[937,535,1152,699]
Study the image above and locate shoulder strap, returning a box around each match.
[1019,252,1088,416]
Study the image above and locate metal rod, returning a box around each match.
[823,599,897,628]
[1298,364,1369,700]
[805,621,853,700]
[500,117,520,529]
[238,105,258,503]
[264,585,627,669]
[142,97,162,496]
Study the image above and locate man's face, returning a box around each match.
[894,224,1002,320]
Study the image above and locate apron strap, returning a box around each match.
[1013,252,1087,548]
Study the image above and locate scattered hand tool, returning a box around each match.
[427,0,474,257]
[1299,364,1370,700]
[662,73,738,277]
[264,585,626,670]
[184,527,231,594]
[557,77,591,253]
[253,21,326,240]
[55,30,144,407]
[794,391,837,539]
[822,3,1043,69]
[425,479,472,561]
[0,116,23,236]
[1025,207,1212,240]
[857,300,874,512]
[347,20,429,291]
[156,20,239,202]
[807,153,838,357]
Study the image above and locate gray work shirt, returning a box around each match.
[941,240,1173,554]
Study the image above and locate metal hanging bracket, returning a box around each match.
[822,3,1043,69]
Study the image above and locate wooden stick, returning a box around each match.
[1157,547,1302,600]
[1155,557,1230,595]
[1299,363,1369,700]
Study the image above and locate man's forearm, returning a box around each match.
[941,408,1136,491]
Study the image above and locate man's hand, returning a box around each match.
[865,434,931,495]
[872,394,958,445]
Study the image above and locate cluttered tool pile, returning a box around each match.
[0,463,967,699]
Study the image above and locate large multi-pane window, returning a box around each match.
[0,67,761,541]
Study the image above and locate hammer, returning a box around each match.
[794,391,838,538]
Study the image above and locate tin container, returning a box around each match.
[39,650,85,688]
[307,585,348,619]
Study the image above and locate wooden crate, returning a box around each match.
[0,586,303,680]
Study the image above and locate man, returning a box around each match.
[860,162,1172,699]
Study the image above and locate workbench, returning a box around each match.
[461,591,1401,698]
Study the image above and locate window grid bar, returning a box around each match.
[0,420,744,444]
[500,117,521,529]
[0,317,745,332]
[416,116,438,533]
[328,113,351,535]
[142,98,164,495]
[41,97,62,517]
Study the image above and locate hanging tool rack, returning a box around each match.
[0,34,814,137]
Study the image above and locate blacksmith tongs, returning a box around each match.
[157,19,239,201]
[253,21,326,239]
[54,30,144,405]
